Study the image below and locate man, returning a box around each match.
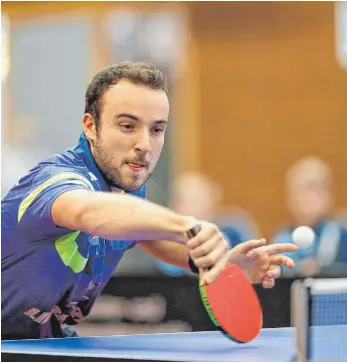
[272,156,347,277]
[2,62,296,340]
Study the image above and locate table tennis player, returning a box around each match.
[1,61,297,340]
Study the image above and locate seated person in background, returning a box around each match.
[155,172,260,276]
[272,156,347,277]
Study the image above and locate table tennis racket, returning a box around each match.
[187,225,263,343]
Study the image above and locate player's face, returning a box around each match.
[86,80,169,192]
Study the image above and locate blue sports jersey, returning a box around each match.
[1,133,146,339]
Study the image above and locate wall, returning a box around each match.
[188,2,347,236]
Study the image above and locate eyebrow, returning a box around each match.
[114,113,168,125]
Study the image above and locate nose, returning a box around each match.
[134,129,151,154]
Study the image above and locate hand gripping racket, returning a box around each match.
[187,225,263,343]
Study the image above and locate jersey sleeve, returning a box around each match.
[18,165,95,231]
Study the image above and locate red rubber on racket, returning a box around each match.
[187,225,263,343]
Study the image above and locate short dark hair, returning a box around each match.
[84,61,169,130]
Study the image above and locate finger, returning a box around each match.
[192,238,229,269]
[238,238,267,255]
[204,255,229,284]
[262,278,275,289]
[265,265,281,279]
[186,223,218,249]
[267,243,298,255]
[189,234,224,259]
[245,244,270,260]
[269,254,295,269]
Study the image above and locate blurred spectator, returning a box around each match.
[272,156,347,277]
[155,172,260,276]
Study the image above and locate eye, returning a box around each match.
[120,123,135,132]
[151,127,166,135]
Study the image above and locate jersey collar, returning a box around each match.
[74,132,111,191]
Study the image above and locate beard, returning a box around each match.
[92,139,152,192]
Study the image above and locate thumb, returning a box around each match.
[185,217,200,233]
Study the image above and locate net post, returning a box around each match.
[306,280,313,362]
[291,279,310,362]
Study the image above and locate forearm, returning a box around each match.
[52,189,193,243]
[139,240,191,269]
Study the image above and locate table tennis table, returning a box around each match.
[2,326,347,362]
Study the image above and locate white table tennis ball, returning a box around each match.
[292,226,315,249]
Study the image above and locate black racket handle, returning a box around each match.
[186,224,201,274]
[186,224,201,239]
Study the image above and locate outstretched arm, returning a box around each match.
[139,240,191,270]
[51,189,193,243]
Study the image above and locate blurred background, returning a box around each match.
[2,1,347,336]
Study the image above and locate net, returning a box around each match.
[308,279,347,362]
[309,279,347,326]
[292,278,347,362]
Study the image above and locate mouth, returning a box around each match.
[126,162,146,172]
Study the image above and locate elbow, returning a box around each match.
[69,199,99,233]
[51,189,99,232]
[57,194,95,232]
[69,202,88,231]
[70,199,108,236]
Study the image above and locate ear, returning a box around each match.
[83,113,97,143]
